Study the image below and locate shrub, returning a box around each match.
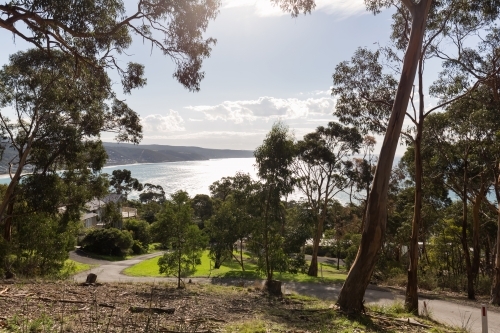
[124,219,151,248]
[9,213,78,277]
[131,240,147,255]
[81,228,133,256]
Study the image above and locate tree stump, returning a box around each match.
[265,280,282,296]
[86,273,97,284]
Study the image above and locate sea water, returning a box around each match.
[0,157,351,203]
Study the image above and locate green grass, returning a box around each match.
[123,250,347,284]
[60,260,93,276]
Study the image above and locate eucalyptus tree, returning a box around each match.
[273,0,499,312]
[293,122,362,277]
[139,183,166,204]
[109,169,143,197]
[0,49,142,242]
[424,88,500,299]
[191,194,213,229]
[0,0,221,93]
[254,122,295,288]
[157,191,207,288]
[330,0,500,312]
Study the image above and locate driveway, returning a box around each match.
[72,254,499,333]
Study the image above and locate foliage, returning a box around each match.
[139,183,166,204]
[100,202,124,228]
[0,0,221,93]
[294,121,362,276]
[156,191,208,286]
[124,219,151,253]
[0,49,141,243]
[81,228,133,257]
[109,169,143,196]
[205,198,237,269]
[253,121,296,281]
[8,212,78,277]
[192,194,213,228]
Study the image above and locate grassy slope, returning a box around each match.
[61,260,92,275]
[124,250,347,284]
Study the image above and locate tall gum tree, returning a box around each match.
[254,122,295,289]
[271,0,431,312]
[293,122,362,277]
[332,0,500,311]
[0,49,142,242]
[430,26,500,300]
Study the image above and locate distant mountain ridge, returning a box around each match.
[0,142,254,174]
[103,142,254,166]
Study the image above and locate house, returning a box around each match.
[81,193,126,229]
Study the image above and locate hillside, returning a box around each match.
[0,143,254,173]
[104,142,253,165]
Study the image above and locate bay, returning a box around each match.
[0,157,351,203]
[103,158,258,199]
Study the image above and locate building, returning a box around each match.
[81,193,126,229]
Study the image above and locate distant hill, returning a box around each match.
[103,142,254,166]
[0,142,254,173]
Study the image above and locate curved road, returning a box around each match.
[71,252,500,333]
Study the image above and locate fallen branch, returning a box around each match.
[129,306,175,314]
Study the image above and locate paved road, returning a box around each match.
[72,252,500,333]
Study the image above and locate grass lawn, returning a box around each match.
[123,250,347,284]
[61,259,93,276]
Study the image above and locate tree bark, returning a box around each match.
[490,168,500,304]
[405,121,422,314]
[461,157,475,300]
[336,0,432,313]
[308,194,328,277]
[471,181,485,284]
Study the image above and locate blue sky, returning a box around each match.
[0,0,408,152]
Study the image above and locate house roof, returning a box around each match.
[85,193,124,211]
[82,212,98,220]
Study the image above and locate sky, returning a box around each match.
[0,0,419,154]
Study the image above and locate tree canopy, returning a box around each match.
[0,0,221,93]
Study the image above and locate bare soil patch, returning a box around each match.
[0,280,449,332]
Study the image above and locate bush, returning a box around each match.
[131,240,147,255]
[81,228,133,256]
[9,213,78,277]
[124,219,151,248]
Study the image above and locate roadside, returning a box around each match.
[71,253,500,333]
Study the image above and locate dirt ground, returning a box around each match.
[0,280,444,333]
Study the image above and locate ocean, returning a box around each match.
[0,157,352,203]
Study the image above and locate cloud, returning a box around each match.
[222,0,366,18]
[186,96,335,123]
[141,111,185,133]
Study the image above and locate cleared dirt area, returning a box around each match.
[0,281,448,332]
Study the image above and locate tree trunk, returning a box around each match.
[0,139,35,240]
[240,238,245,271]
[308,184,329,277]
[336,0,432,313]
[490,169,500,304]
[308,215,325,276]
[264,186,272,281]
[406,122,423,314]
[471,181,485,282]
[177,239,182,289]
[461,157,475,299]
